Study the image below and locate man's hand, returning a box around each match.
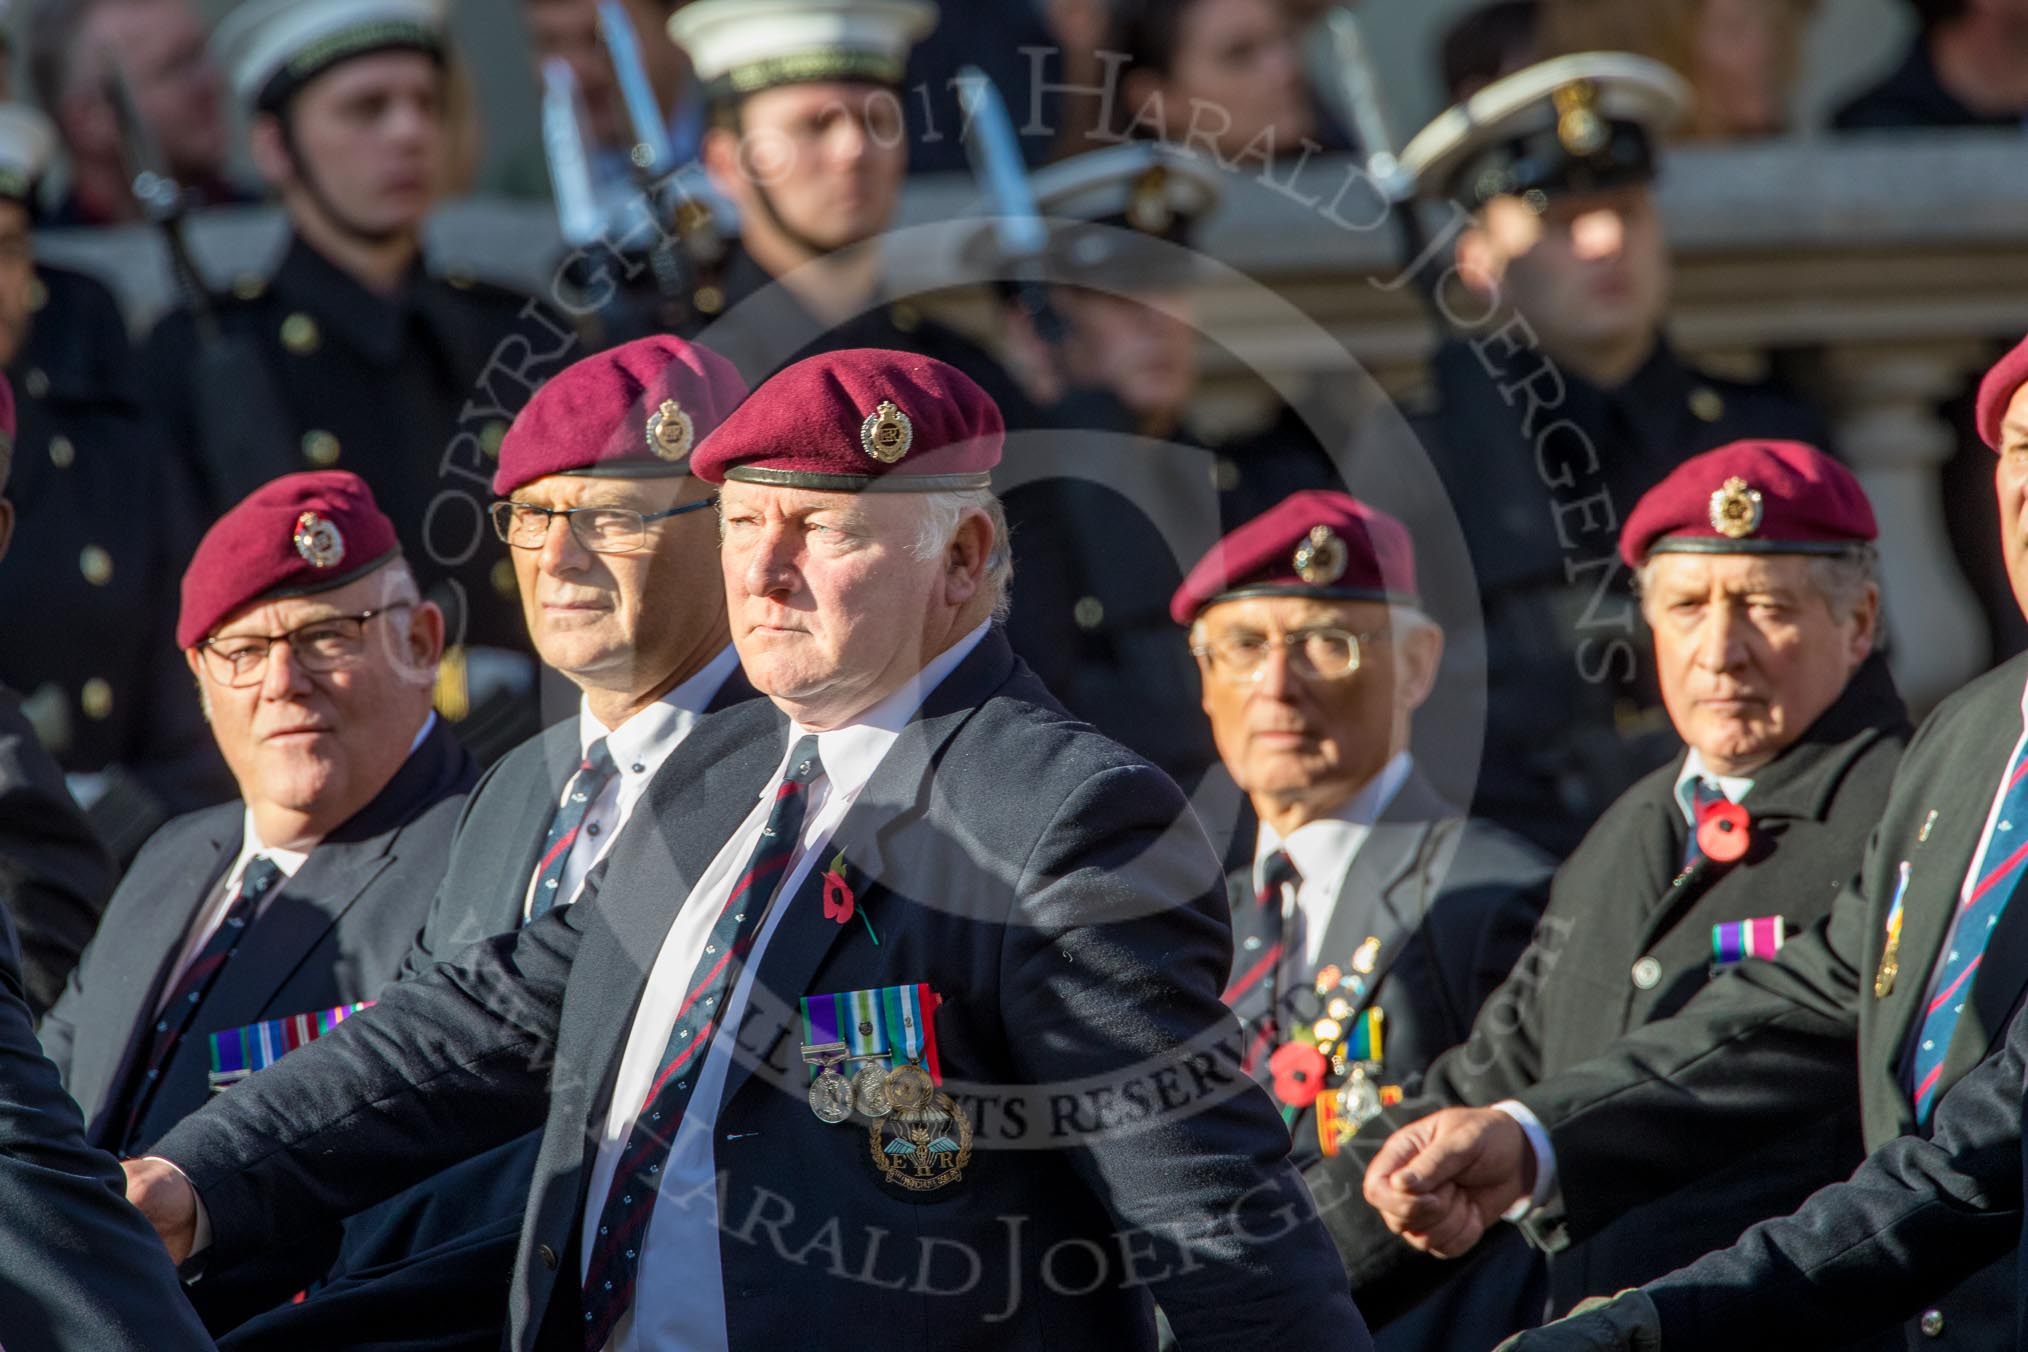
[121,1157,198,1265]
[1494,1290,1663,1349]
[1361,1106,1533,1258]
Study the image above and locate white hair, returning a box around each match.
[909,489,1014,623]
[1633,545,1879,623]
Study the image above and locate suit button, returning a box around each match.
[538,1244,558,1271]
[1920,1310,1944,1338]
[1631,957,1662,990]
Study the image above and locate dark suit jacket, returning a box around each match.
[0,684,114,1015]
[1229,767,1552,1164]
[1417,652,2028,1348]
[157,631,1372,1351]
[39,716,474,1153]
[1314,653,1910,1337]
[0,908,214,1352]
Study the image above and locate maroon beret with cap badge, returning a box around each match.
[689,348,1002,492]
[493,336,750,496]
[1170,489,1420,626]
[177,471,400,649]
[1618,439,1876,568]
[1977,334,2028,452]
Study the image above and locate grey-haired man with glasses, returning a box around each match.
[34,468,475,1328]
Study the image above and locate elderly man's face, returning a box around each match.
[1643,552,1876,777]
[506,471,721,695]
[720,481,974,729]
[1998,383,2028,620]
[1196,596,1435,814]
[187,567,443,837]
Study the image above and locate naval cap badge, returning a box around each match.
[1293,525,1349,586]
[292,511,345,569]
[1553,79,1608,157]
[1708,476,1764,540]
[860,400,914,464]
[646,398,695,462]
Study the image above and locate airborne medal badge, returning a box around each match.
[870,1091,973,1192]
[645,399,695,462]
[799,983,970,1192]
[292,511,346,569]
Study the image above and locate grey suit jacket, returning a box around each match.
[39,717,474,1152]
[157,630,1372,1351]
[401,663,755,975]
[0,908,213,1351]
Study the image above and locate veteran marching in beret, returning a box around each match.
[1394,49,1837,857]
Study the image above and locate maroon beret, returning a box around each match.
[1170,490,1419,626]
[690,348,1002,492]
[178,471,401,649]
[1977,334,2028,452]
[494,336,749,495]
[1618,440,1876,568]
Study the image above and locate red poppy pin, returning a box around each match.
[1268,1041,1331,1110]
[1697,799,1752,864]
[821,852,880,945]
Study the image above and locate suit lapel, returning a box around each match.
[1317,819,1429,1004]
[84,823,237,1127]
[194,842,394,1027]
[500,724,588,903]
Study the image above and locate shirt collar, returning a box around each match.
[1254,751,1414,891]
[1673,747,1756,826]
[233,807,312,882]
[578,645,741,767]
[777,621,991,803]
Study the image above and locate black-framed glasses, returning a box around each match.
[489,497,715,555]
[1190,627,1391,683]
[195,607,410,688]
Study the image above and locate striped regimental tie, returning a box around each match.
[529,738,620,920]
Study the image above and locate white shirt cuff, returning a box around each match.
[141,1156,212,1267]
[1491,1100,1559,1221]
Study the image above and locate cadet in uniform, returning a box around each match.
[0,104,229,862]
[655,0,1034,421]
[978,142,1339,790]
[1395,53,1832,855]
[1338,441,1922,1345]
[140,0,569,713]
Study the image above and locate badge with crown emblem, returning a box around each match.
[860,400,913,464]
[1293,525,1348,585]
[1128,164,1173,234]
[645,399,695,462]
[1708,477,1765,539]
[1554,80,1608,156]
[292,511,345,568]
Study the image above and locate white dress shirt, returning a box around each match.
[1670,748,1755,826]
[586,622,989,1352]
[1252,751,1414,969]
[524,646,742,919]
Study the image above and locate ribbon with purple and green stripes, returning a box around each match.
[208,1002,372,1092]
[1711,916,1786,968]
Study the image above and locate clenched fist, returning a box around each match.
[122,1156,199,1265]
[1361,1106,1533,1258]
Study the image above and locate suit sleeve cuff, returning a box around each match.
[1491,1100,1559,1220]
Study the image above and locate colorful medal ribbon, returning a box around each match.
[798,991,847,1081]
[1711,916,1786,968]
[881,981,943,1082]
[801,984,940,1082]
[1342,1007,1384,1064]
[207,1001,372,1092]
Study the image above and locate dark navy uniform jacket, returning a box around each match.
[0,264,232,861]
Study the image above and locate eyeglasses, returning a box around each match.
[1190,627,1390,683]
[196,607,411,688]
[489,497,714,555]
